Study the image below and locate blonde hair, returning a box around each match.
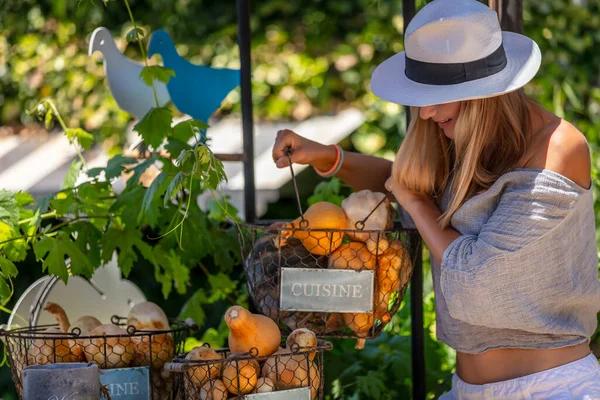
[392,89,532,228]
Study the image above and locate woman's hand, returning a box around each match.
[272,129,337,172]
[385,176,434,209]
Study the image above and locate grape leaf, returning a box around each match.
[165,137,192,161]
[111,186,144,227]
[124,156,158,190]
[35,194,52,214]
[100,227,155,277]
[356,371,387,400]
[50,191,77,215]
[0,273,11,301]
[126,27,145,43]
[65,221,102,269]
[172,119,208,143]
[0,257,18,278]
[89,154,137,180]
[139,66,175,86]
[208,273,237,301]
[139,172,168,227]
[164,172,185,206]
[65,128,94,150]
[14,192,34,207]
[33,233,94,282]
[63,160,83,189]
[0,222,12,243]
[153,246,190,297]
[178,288,208,327]
[0,190,19,230]
[134,107,172,148]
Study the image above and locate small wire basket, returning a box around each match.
[0,316,195,399]
[238,148,421,348]
[165,339,333,400]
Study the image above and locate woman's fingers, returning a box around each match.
[273,129,306,168]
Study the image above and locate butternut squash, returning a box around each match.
[261,348,320,400]
[222,354,260,395]
[185,346,223,388]
[279,202,347,256]
[286,328,317,360]
[375,240,411,323]
[329,243,376,349]
[225,306,281,357]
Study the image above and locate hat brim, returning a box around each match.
[370,32,541,107]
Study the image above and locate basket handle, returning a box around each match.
[284,146,387,231]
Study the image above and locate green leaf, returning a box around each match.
[134,107,173,149]
[111,186,144,227]
[66,221,102,269]
[153,246,190,297]
[33,233,93,282]
[105,155,137,180]
[62,160,83,189]
[164,172,185,206]
[356,371,387,399]
[165,137,192,160]
[172,119,209,143]
[50,191,77,215]
[14,192,34,208]
[44,109,53,129]
[139,172,168,226]
[0,274,11,302]
[178,288,208,327]
[125,156,158,190]
[65,128,94,150]
[208,272,237,300]
[0,257,18,278]
[35,195,52,214]
[0,222,12,243]
[100,227,155,277]
[0,190,19,229]
[139,66,175,86]
[126,27,145,43]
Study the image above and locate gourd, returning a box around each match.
[185,346,223,388]
[83,324,135,368]
[222,354,260,395]
[200,379,228,400]
[375,240,411,323]
[286,328,317,361]
[279,202,347,256]
[328,243,376,349]
[30,302,81,364]
[69,316,102,360]
[225,306,281,357]
[342,190,395,254]
[253,377,276,393]
[261,348,320,399]
[127,301,174,369]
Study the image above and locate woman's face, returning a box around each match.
[419,101,462,139]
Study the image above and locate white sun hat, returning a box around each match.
[370,0,541,107]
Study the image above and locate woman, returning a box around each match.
[272,0,600,398]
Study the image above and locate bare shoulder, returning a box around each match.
[537,120,591,190]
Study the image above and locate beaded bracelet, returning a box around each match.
[314,144,344,178]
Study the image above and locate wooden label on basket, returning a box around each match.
[280,268,374,313]
[100,366,150,399]
[246,387,311,399]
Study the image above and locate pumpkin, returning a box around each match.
[328,242,376,349]
[375,240,412,323]
[261,348,320,399]
[83,324,135,368]
[342,190,395,254]
[127,302,174,369]
[222,355,260,395]
[286,328,318,361]
[225,306,281,357]
[185,346,223,388]
[69,316,102,360]
[200,379,228,400]
[279,202,347,256]
[253,377,276,393]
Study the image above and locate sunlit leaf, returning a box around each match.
[134,107,173,148]
[139,66,175,86]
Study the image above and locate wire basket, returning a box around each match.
[165,339,333,400]
[238,148,421,348]
[0,316,195,399]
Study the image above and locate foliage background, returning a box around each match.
[0,0,599,398]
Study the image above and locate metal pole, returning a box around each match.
[489,0,523,33]
[402,1,425,399]
[237,0,257,223]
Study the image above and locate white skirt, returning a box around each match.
[439,353,600,400]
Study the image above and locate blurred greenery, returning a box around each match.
[0,0,599,398]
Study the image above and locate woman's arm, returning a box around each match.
[272,129,393,193]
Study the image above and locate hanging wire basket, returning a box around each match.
[238,148,421,348]
[0,316,196,399]
[165,339,333,400]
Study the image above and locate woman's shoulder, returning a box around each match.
[524,119,591,190]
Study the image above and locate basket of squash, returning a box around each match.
[0,301,195,399]
[165,305,332,400]
[239,186,421,349]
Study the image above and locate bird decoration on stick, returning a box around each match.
[148,29,240,127]
[89,27,171,121]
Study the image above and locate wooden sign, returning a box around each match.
[280,268,374,313]
[245,387,311,399]
[100,366,150,399]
